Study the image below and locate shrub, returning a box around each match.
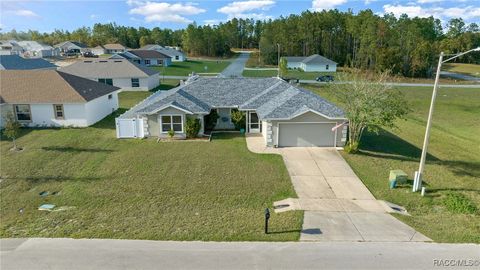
[168,129,175,139]
[443,192,477,215]
[3,113,21,150]
[204,109,219,131]
[185,117,201,138]
[231,109,246,130]
[344,141,359,154]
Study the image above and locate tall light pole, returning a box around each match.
[277,43,280,78]
[413,47,480,192]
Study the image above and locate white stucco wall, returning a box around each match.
[85,76,159,91]
[85,91,119,125]
[301,63,337,72]
[147,74,160,90]
[287,61,302,69]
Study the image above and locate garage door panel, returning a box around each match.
[279,123,335,147]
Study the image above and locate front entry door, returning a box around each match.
[249,112,260,133]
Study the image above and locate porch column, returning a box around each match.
[246,111,249,133]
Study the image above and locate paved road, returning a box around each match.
[218,52,250,78]
[299,80,480,88]
[440,71,480,82]
[1,238,479,270]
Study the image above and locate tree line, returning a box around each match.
[1,9,479,77]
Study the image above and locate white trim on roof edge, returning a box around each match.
[147,104,194,115]
[263,108,346,121]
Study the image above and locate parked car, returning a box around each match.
[62,49,80,57]
[83,51,98,58]
[316,75,334,82]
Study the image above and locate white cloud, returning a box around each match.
[11,9,41,18]
[217,0,275,20]
[203,19,224,26]
[383,4,480,20]
[416,0,444,3]
[128,1,206,23]
[312,0,347,11]
[90,14,98,20]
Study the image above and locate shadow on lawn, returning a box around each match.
[357,129,480,178]
[42,146,114,153]
[5,175,104,183]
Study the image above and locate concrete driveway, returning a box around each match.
[246,134,431,242]
[218,52,250,78]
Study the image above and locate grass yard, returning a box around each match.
[0,92,302,241]
[151,60,232,76]
[443,63,480,77]
[243,69,328,80]
[305,84,480,243]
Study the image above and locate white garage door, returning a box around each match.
[278,123,336,147]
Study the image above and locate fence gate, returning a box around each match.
[116,118,137,138]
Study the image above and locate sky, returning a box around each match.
[1,0,479,33]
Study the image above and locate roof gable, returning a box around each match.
[59,59,159,78]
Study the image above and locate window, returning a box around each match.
[144,59,151,65]
[14,104,31,121]
[326,64,329,70]
[53,104,64,119]
[98,78,113,85]
[161,115,183,133]
[131,78,140,88]
[133,59,140,64]
[108,94,113,99]
[175,56,179,60]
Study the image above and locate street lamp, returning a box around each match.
[413,47,480,192]
[277,43,280,78]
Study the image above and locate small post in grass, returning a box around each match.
[264,208,270,234]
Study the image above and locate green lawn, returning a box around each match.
[443,63,480,77]
[305,84,480,243]
[0,92,302,241]
[151,60,232,76]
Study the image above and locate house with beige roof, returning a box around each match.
[91,43,127,55]
[59,59,160,91]
[0,70,120,128]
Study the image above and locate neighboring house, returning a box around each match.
[0,70,119,128]
[54,41,89,54]
[91,43,127,55]
[0,40,23,55]
[285,54,337,72]
[127,50,172,66]
[59,59,160,91]
[140,44,186,62]
[17,41,59,58]
[116,77,347,147]
[0,55,57,70]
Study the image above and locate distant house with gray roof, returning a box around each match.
[59,59,160,91]
[111,50,171,66]
[140,44,186,62]
[284,54,337,72]
[116,77,347,147]
[0,55,57,70]
[17,41,59,58]
[54,41,89,55]
[0,40,23,55]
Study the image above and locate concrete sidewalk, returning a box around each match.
[245,134,431,242]
[2,238,478,270]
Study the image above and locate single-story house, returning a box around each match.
[59,59,160,91]
[116,77,347,147]
[0,70,119,128]
[54,41,89,54]
[17,41,59,58]
[0,40,23,55]
[285,54,337,72]
[140,44,186,62]
[91,43,127,55]
[0,55,57,70]
[125,50,172,67]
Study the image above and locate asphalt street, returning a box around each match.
[1,238,479,270]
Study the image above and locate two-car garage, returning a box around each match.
[269,111,346,148]
[277,122,337,147]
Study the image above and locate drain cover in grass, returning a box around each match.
[39,191,49,197]
[38,204,56,211]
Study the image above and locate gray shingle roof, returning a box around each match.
[120,77,345,120]
[59,59,158,78]
[284,54,337,65]
[129,50,171,59]
[0,55,57,70]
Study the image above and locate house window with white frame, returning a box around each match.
[131,78,140,87]
[53,104,64,119]
[326,64,329,70]
[175,55,179,60]
[144,59,151,65]
[14,104,32,122]
[161,115,183,133]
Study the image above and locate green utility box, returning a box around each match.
[389,170,408,185]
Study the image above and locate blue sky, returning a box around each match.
[1,0,479,33]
